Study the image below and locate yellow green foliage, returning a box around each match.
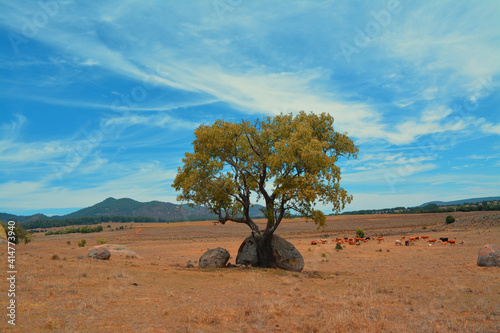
[173,112,358,234]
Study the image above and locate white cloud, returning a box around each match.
[481,122,500,135]
[0,162,179,211]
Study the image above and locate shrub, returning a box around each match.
[51,254,60,260]
[445,215,456,224]
[77,239,87,247]
[335,243,343,251]
[355,229,365,238]
[66,241,71,246]
[422,226,427,230]
[96,237,108,245]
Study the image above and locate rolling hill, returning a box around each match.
[418,196,500,207]
[0,197,266,224]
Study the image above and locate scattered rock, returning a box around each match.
[477,244,500,267]
[76,255,85,259]
[87,247,111,260]
[199,247,230,268]
[97,244,142,259]
[187,263,194,268]
[236,234,304,272]
[131,283,139,286]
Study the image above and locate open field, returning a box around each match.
[2,211,500,332]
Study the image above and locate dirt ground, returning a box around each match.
[1,211,500,332]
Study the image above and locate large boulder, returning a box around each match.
[236,237,259,266]
[236,234,304,272]
[271,234,304,272]
[477,244,500,267]
[199,247,230,268]
[87,247,111,260]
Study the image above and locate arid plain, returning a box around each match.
[2,211,499,332]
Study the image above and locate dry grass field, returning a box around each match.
[1,211,500,332]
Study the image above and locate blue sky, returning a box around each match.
[0,0,499,216]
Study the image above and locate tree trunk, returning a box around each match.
[252,232,275,268]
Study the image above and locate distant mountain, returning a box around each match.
[0,197,266,224]
[64,197,218,221]
[0,212,50,224]
[419,196,500,207]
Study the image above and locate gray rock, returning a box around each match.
[199,247,230,268]
[271,234,304,272]
[87,247,111,260]
[76,255,85,259]
[236,236,259,266]
[236,234,304,272]
[477,244,500,267]
[187,263,194,268]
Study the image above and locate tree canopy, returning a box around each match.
[173,111,358,239]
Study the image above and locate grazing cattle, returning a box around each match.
[349,241,356,245]
[311,240,318,245]
[401,236,406,239]
[377,237,384,243]
[409,237,416,242]
[320,239,327,244]
[440,237,448,242]
[448,240,456,245]
[405,240,414,246]
[337,240,344,244]
[460,241,465,245]
[421,235,429,240]
[395,240,402,246]
[441,241,448,245]
[428,239,437,243]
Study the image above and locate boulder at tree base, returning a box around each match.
[236,234,304,272]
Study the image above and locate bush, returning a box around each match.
[335,243,343,251]
[77,239,87,247]
[51,254,60,260]
[1,222,33,244]
[66,241,71,246]
[445,215,456,224]
[96,237,108,245]
[355,229,365,238]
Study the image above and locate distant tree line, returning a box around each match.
[22,215,157,230]
[342,202,500,215]
[45,225,103,236]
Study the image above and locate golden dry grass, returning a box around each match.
[1,211,499,332]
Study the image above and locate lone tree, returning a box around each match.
[173,112,358,267]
